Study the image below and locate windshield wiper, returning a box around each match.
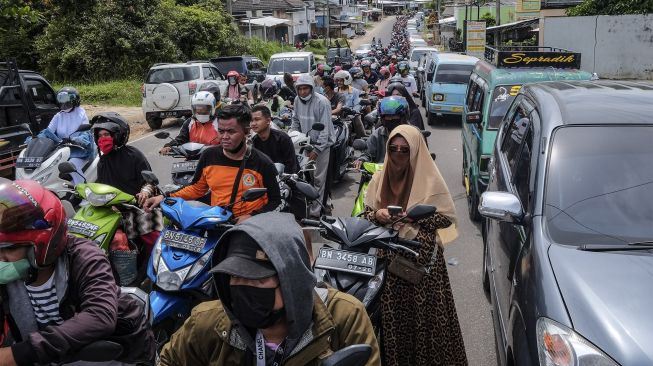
[578,242,653,252]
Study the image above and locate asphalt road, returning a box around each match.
[130,18,497,365]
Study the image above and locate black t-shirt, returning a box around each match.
[252,129,299,174]
[328,92,345,110]
[97,145,151,195]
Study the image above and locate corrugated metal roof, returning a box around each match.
[232,0,305,12]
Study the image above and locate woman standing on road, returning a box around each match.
[364,125,467,365]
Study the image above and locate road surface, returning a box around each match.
[130,16,497,365]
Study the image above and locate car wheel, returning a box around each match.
[427,110,437,126]
[468,185,481,222]
[482,220,490,299]
[147,117,163,130]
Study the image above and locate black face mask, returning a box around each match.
[230,285,286,329]
[384,120,403,134]
[225,139,246,154]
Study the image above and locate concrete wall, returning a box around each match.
[542,14,653,80]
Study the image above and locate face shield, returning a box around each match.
[57,92,75,112]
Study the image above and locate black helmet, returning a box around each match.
[56,86,81,111]
[90,112,130,148]
[259,79,279,99]
[386,79,406,96]
[198,81,221,102]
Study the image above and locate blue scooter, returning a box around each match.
[140,171,267,350]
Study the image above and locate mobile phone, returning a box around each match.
[387,205,402,217]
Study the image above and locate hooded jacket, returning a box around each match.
[159,213,381,366]
[290,75,335,153]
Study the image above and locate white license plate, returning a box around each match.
[161,230,207,253]
[314,248,377,277]
[67,219,99,238]
[160,111,178,118]
[171,161,198,174]
[16,157,43,168]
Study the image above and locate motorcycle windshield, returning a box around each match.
[24,137,56,158]
[180,142,205,157]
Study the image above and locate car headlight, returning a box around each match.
[84,187,116,206]
[433,93,445,102]
[537,318,619,366]
[186,249,213,281]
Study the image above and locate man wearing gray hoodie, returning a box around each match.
[159,213,381,365]
[290,74,335,218]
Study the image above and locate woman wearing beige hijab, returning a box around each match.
[364,125,467,365]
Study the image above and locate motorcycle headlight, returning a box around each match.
[84,187,116,206]
[186,249,213,281]
[537,318,619,366]
[34,171,52,185]
[156,259,191,292]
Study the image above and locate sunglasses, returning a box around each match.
[388,145,410,154]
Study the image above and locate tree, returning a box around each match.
[567,0,653,16]
[480,12,496,27]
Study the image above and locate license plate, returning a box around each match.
[451,106,463,113]
[160,111,178,118]
[16,157,43,168]
[171,161,198,174]
[161,230,207,253]
[314,248,377,277]
[67,219,99,237]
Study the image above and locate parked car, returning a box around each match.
[326,47,353,68]
[461,46,591,220]
[265,52,315,83]
[409,46,438,75]
[0,58,59,177]
[424,53,478,125]
[354,44,373,58]
[210,55,266,84]
[480,80,653,366]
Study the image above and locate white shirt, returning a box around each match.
[25,272,64,328]
[401,75,417,95]
[47,107,89,139]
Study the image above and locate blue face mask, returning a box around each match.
[0,259,31,284]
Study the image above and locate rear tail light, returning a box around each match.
[140,83,146,98]
[188,81,197,95]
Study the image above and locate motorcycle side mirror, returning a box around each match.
[58,162,77,174]
[141,170,159,186]
[322,344,372,366]
[311,123,325,132]
[274,163,285,175]
[155,131,170,139]
[421,130,431,138]
[406,204,436,221]
[76,124,91,132]
[352,139,367,151]
[295,181,320,201]
[242,188,267,202]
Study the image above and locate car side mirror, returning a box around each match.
[322,344,372,366]
[155,131,170,139]
[312,123,325,132]
[242,188,267,202]
[466,111,482,124]
[141,170,159,186]
[406,204,436,221]
[295,181,320,201]
[479,192,525,224]
[421,130,431,138]
[352,139,367,151]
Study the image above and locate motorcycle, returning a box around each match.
[16,124,98,200]
[275,162,322,220]
[331,111,355,183]
[141,170,267,350]
[302,204,436,334]
[57,162,152,287]
[154,131,210,189]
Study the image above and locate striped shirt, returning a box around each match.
[25,273,64,328]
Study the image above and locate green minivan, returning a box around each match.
[462,46,592,221]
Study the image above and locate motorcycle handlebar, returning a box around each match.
[397,238,421,248]
[301,219,321,227]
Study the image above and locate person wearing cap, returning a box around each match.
[158,212,381,366]
[0,179,154,365]
[290,74,335,218]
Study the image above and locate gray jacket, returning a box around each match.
[360,126,388,163]
[290,93,335,153]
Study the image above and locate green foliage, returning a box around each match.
[567,0,653,15]
[0,0,40,28]
[244,37,285,61]
[53,79,143,107]
[480,12,496,27]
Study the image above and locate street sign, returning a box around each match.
[466,21,486,59]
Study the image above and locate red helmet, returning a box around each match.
[227,70,240,78]
[0,179,67,267]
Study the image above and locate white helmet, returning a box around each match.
[191,91,216,123]
[334,70,352,86]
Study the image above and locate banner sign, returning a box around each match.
[495,51,581,69]
[466,21,486,59]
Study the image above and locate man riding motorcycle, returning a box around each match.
[361,59,379,86]
[250,105,299,174]
[159,91,221,155]
[144,104,282,223]
[0,179,154,366]
[349,67,369,92]
[353,96,410,169]
[397,61,418,97]
[257,79,286,117]
[334,70,366,139]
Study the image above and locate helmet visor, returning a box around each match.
[0,182,45,232]
[192,104,211,115]
[57,92,75,110]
